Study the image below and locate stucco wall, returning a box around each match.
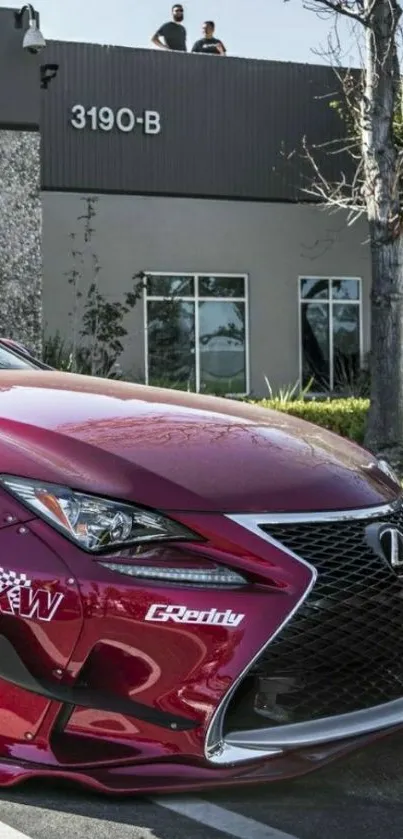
[42,192,370,395]
[0,130,42,353]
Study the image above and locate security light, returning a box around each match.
[14,4,46,54]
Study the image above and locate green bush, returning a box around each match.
[251,398,369,445]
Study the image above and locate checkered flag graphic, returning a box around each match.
[0,567,32,612]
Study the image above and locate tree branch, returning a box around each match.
[301,135,365,221]
[301,0,369,26]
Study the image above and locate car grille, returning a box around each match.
[225,505,403,732]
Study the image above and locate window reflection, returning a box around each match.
[199,301,246,395]
[301,303,330,390]
[146,275,247,394]
[333,304,360,391]
[332,279,359,301]
[147,275,194,297]
[300,279,329,300]
[0,347,37,370]
[147,300,195,388]
[300,277,361,393]
[199,276,245,298]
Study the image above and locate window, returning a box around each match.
[299,277,362,393]
[145,274,249,395]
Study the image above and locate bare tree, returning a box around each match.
[293,0,403,470]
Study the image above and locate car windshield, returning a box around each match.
[0,343,42,370]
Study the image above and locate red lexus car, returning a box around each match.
[0,337,401,795]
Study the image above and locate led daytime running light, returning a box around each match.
[98,561,246,586]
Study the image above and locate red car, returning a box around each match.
[0,339,401,795]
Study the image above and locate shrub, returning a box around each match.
[42,330,124,378]
[251,397,369,444]
[263,376,314,403]
[42,331,73,371]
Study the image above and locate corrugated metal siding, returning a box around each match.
[41,42,348,201]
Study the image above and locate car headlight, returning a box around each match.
[0,476,196,553]
[0,475,247,587]
[377,459,401,486]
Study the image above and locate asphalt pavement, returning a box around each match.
[0,730,402,839]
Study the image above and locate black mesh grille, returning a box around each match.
[226,504,403,732]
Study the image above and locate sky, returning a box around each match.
[2,0,360,65]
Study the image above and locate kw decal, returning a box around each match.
[0,567,65,622]
[145,604,245,627]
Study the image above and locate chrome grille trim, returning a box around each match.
[205,501,403,766]
[204,514,317,765]
[242,498,402,525]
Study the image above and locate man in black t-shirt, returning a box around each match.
[191,21,226,55]
[152,4,187,52]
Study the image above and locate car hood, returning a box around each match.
[0,370,398,513]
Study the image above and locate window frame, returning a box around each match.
[144,272,250,396]
[298,275,364,394]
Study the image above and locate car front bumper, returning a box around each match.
[209,697,403,764]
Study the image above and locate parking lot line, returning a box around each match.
[153,795,300,839]
[0,821,31,839]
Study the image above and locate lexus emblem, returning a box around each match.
[365,522,403,570]
[379,527,403,569]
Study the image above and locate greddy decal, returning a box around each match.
[0,567,65,622]
[145,604,245,627]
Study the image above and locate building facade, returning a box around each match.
[0,7,370,396]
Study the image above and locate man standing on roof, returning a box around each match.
[152,5,187,52]
[191,21,226,55]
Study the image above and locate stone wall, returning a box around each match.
[0,130,42,354]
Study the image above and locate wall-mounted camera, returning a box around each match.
[14,4,46,55]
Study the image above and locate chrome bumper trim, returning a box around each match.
[221,696,403,758]
[208,743,283,765]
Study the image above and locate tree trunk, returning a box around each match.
[362,0,403,470]
[365,233,403,467]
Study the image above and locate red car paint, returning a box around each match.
[0,365,400,794]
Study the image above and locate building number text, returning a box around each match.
[70,105,161,135]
